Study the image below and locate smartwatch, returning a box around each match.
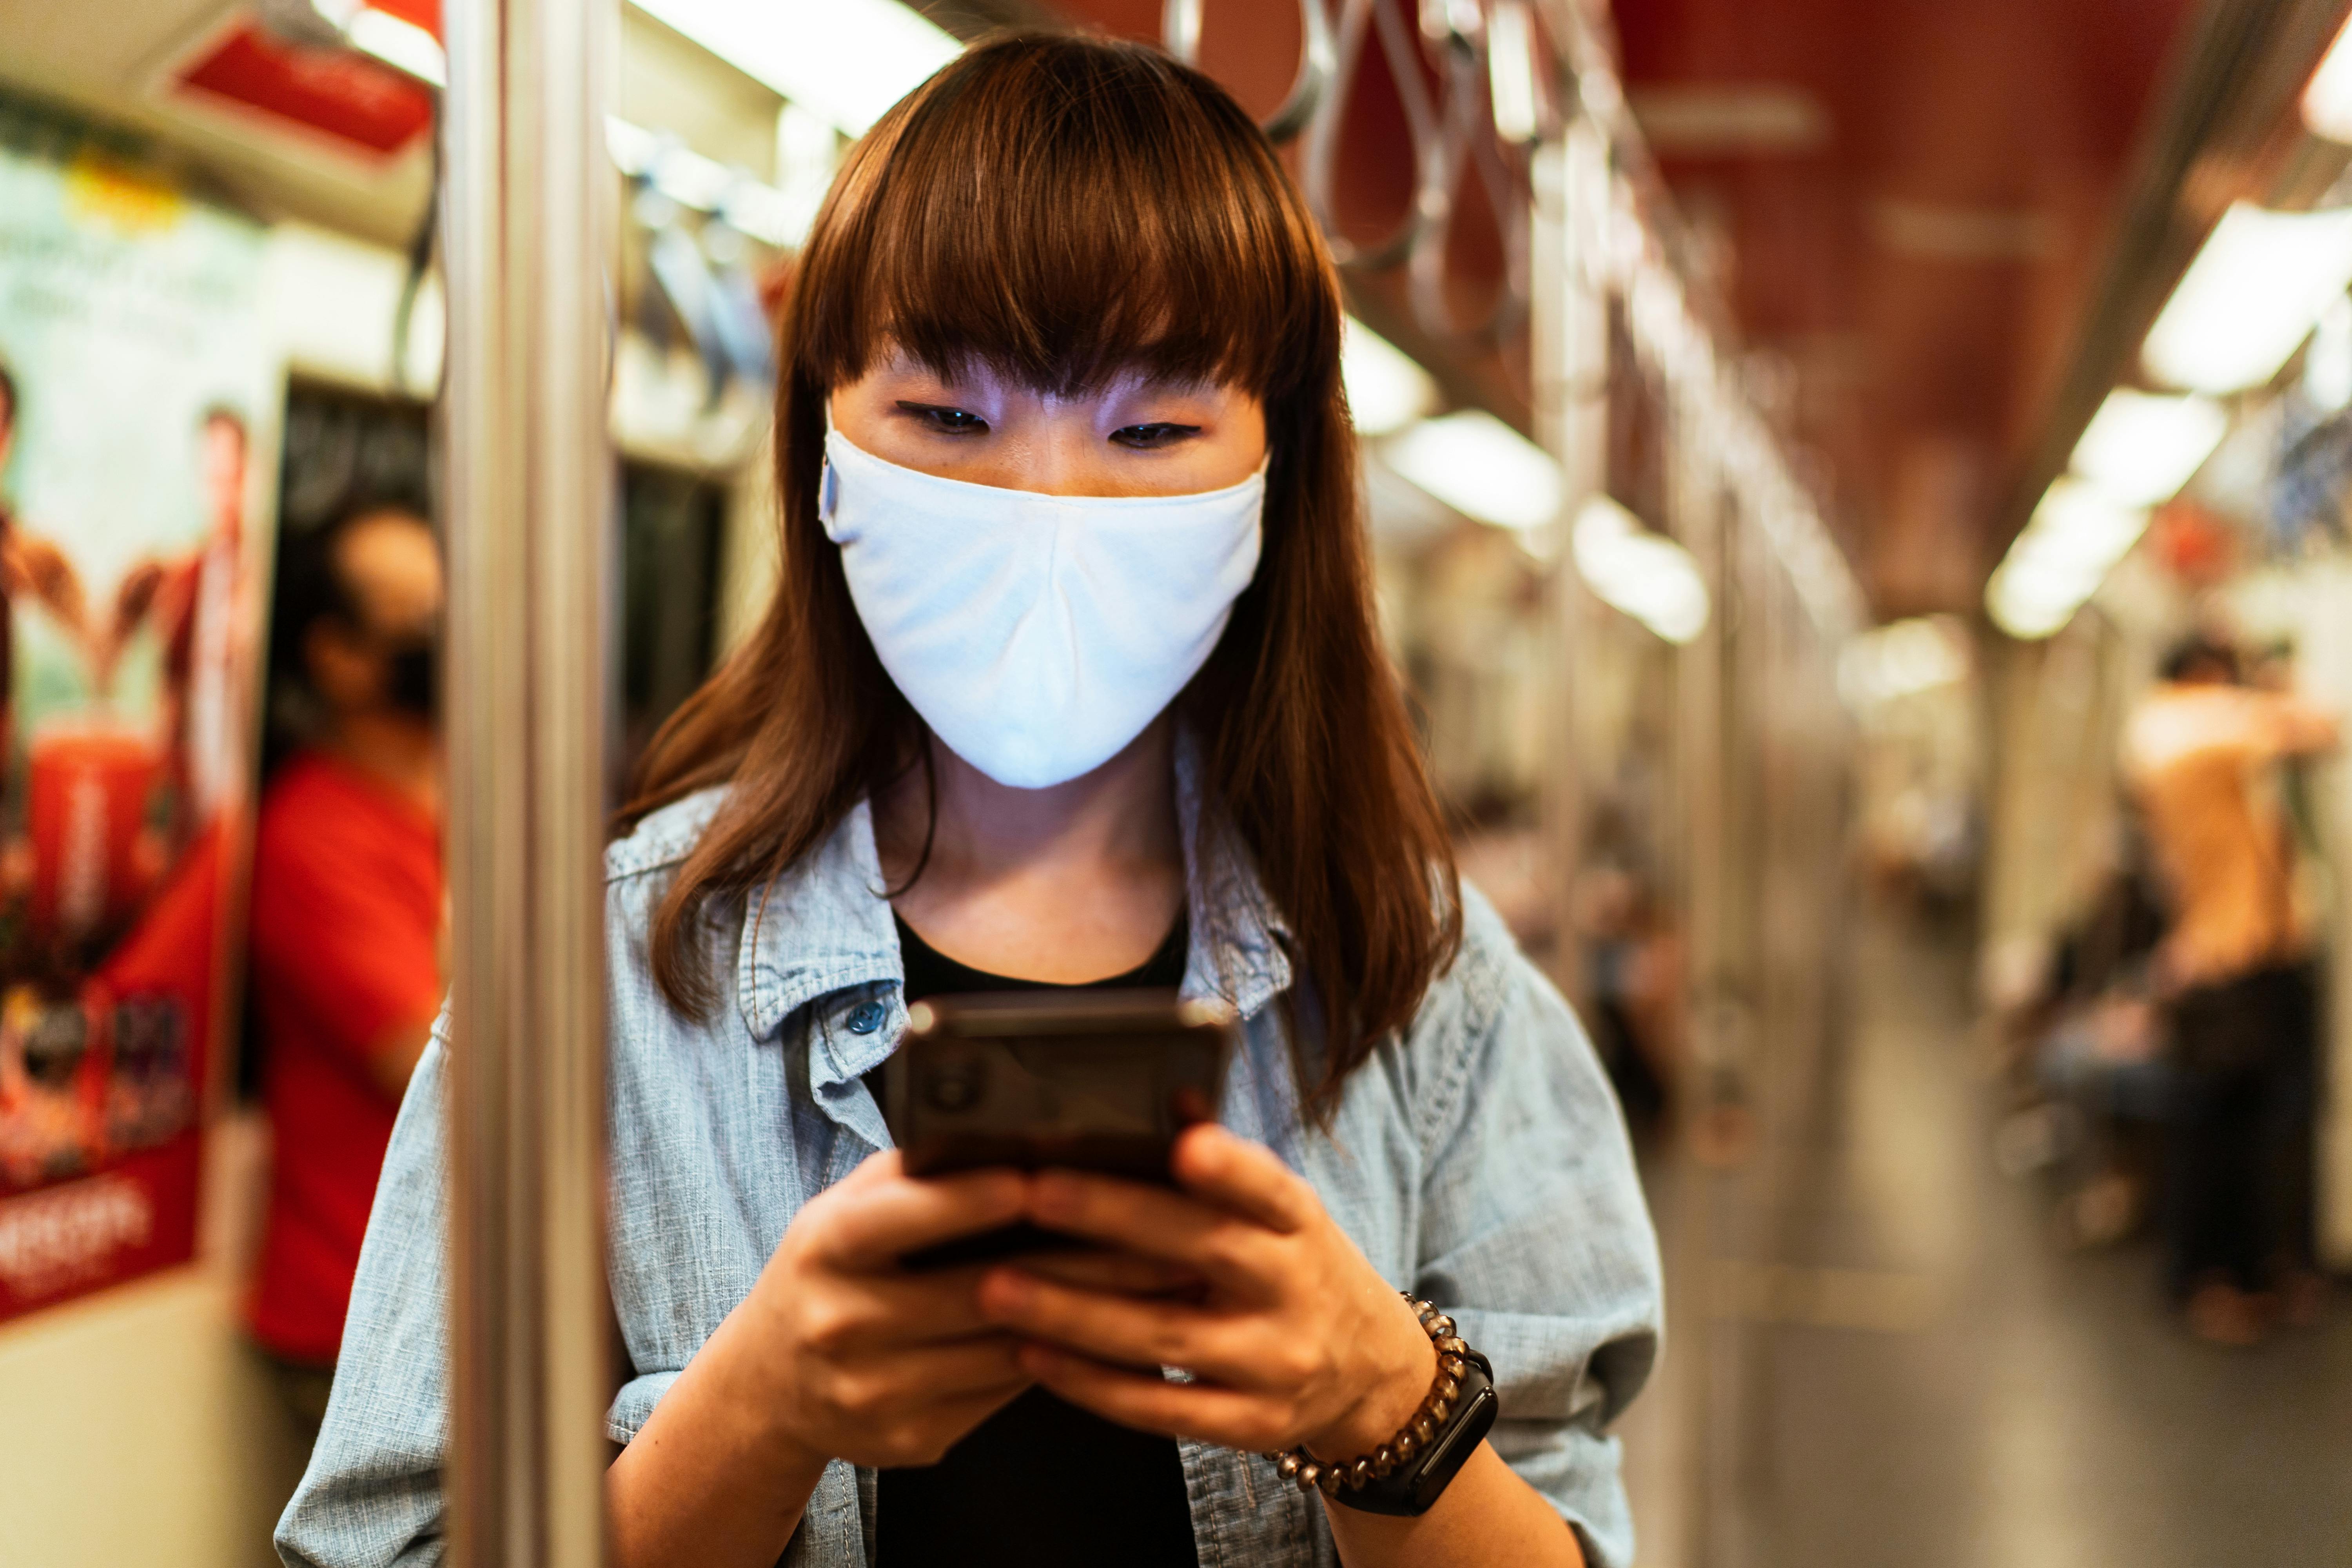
[1328,1348,1499,1517]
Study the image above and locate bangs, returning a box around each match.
[793,34,1338,401]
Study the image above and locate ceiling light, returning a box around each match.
[2305,12,2352,142]
[606,116,808,247]
[344,7,446,87]
[2142,202,2352,394]
[1486,0,1541,143]
[1985,562,2078,641]
[2307,294,2352,411]
[628,0,960,138]
[606,116,660,178]
[719,183,801,249]
[1838,616,1969,708]
[2068,388,2226,506]
[652,144,736,211]
[1571,495,1710,644]
[1343,318,1439,436]
[2015,479,2149,573]
[1984,479,2149,640]
[1383,410,1563,533]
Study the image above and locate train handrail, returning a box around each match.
[1164,0,1338,147]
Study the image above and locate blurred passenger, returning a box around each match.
[1573,863,1681,1139]
[2013,835,2170,1247]
[2123,635,2337,1345]
[245,507,443,1431]
[284,35,1658,1568]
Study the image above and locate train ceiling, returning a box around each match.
[1016,0,2255,618]
[2,0,2291,621]
[1612,0,2203,615]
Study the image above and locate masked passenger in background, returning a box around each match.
[281,35,1660,1568]
[246,506,443,1432]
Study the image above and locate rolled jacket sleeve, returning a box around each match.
[1409,893,1664,1568]
[276,1024,456,1568]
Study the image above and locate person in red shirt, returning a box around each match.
[246,505,443,1425]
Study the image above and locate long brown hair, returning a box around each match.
[621,32,1460,1113]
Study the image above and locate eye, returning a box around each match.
[897,401,989,436]
[1111,422,1201,450]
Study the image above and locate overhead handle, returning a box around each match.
[1165,0,1338,147]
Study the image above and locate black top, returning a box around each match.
[867,911,1199,1568]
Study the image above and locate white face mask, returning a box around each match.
[818,426,1266,790]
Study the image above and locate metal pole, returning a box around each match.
[1532,126,1610,1008]
[441,0,615,1563]
[1668,398,1728,1568]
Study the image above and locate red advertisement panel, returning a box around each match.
[0,142,276,1323]
[174,19,433,158]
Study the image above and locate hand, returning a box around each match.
[608,1156,1198,1568]
[973,1124,1439,1463]
[722,1150,1037,1471]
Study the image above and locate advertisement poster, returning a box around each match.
[0,131,277,1322]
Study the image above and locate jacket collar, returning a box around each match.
[734,730,1294,1046]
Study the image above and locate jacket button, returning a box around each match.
[846,1001,887,1035]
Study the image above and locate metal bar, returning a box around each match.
[1529,127,1607,1010]
[1305,0,1445,272]
[1667,395,1728,1568]
[1162,0,1203,63]
[1260,0,1338,145]
[442,0,616,1563]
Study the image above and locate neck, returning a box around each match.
[321,710,441,820]
[880,717,1181,889]
[874,717,1187,981]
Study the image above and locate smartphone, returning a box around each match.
[882,989,1234,1268]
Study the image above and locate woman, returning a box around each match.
[280,33,1660,1568]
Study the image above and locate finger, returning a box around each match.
[809,1266,1000,1350]
[1018,1344,1288,1452]
[1018,1249,1206,1299]
[1169,1125,1317,1235]
[842,1334,1032,1405]
[814,1160,1029,1269]
[1025,1171,1276,1288]
[976,1269,1273,1389]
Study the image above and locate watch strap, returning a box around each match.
[1327,1348,1498,1517]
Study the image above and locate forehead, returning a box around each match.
[794,44,1332,408]
[336,514,441,619]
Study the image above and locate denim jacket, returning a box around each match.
[277,753,1663,1568]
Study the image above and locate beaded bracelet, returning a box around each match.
[1265,1293,1474,1497]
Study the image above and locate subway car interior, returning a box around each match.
[1,0,2349,1564]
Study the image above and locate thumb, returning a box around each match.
[1169,1124,1315,1234]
